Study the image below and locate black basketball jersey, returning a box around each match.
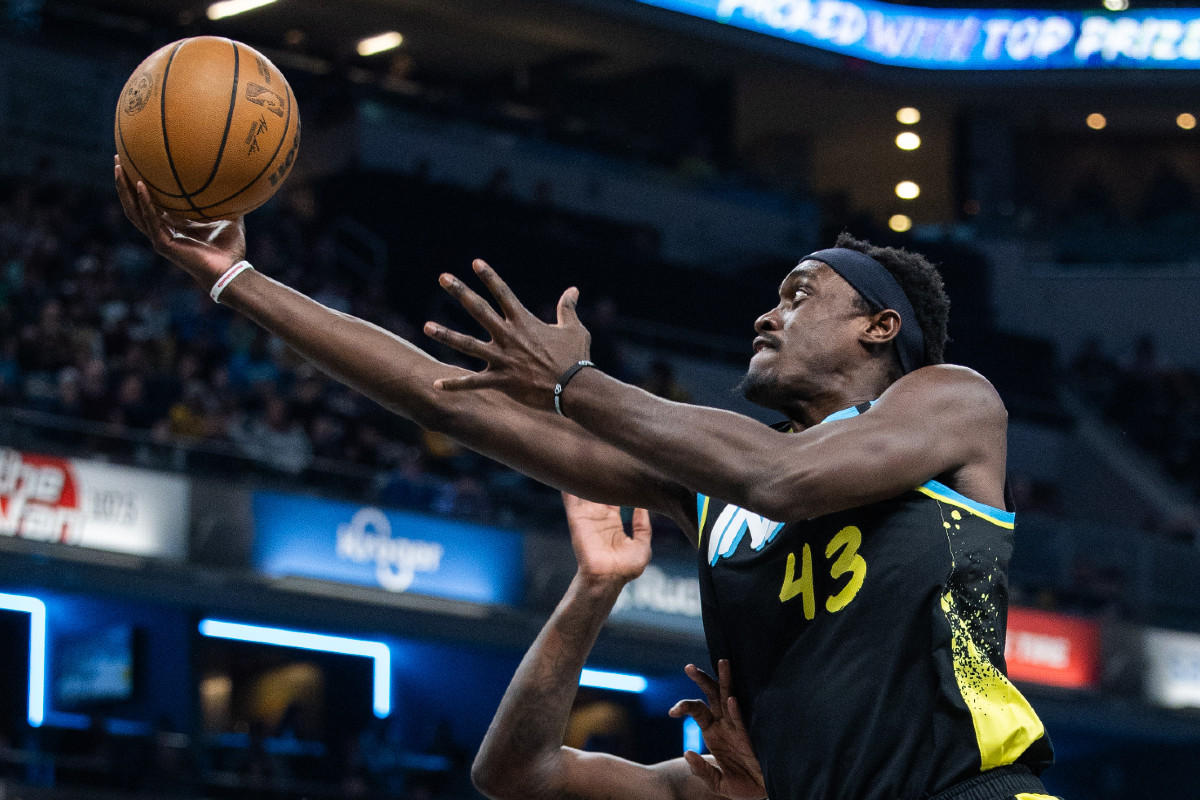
[695,403,1053,800]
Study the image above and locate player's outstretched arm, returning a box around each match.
[112,160,693,526]
[472,494,765,800]
[428,263,1008,521]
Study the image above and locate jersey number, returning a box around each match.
[778,525,867,619]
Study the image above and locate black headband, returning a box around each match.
[802,247,927,374]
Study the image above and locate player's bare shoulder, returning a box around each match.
[879,363,1007,434]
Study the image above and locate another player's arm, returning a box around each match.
[472,495,764,800]
[113,162,693,526]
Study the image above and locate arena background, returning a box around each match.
[3,0,1200,797]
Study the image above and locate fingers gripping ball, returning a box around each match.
[115,36,300,221]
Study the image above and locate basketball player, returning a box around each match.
[472,492,766,800]
[115,161,1059,800]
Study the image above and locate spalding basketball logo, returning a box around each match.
[246,83,285,118]
[123,73,154,115]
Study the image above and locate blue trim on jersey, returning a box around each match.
[755,520,786,551]
[710,518,750,567]
[919,479,1015,524]
[820,401,874,424]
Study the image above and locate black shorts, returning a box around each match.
[930,765,1061,800]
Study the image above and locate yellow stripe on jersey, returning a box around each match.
[917,485,1015,529]
[1015,795,1060,800]
[697,494,711,549]
[941,592,1045,771]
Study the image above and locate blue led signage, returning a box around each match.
[199,619,392,718]
[635,0,1200,69]
[252,492,523,606]
[0,592,46,727]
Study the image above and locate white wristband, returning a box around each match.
[210,260,254,303]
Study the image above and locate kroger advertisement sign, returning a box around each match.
[252,492,522,606]
[636,0,1200,69]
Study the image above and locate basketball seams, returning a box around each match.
[117,37,298,221]
[191,71,295,214]
[159,41,210,219]
[116,51,184,200]
[187,40,241,200]
[117,114,177,199]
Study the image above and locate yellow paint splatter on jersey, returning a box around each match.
[942,591,1045,771]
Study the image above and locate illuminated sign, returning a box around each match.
[579,668,649,693]
[1004,607,1100,689]
[0,448,189,560]
[634,0,1200,69]
[0,592,46,727]
[252,492,522,606]
[611,561,703,635]
[199,619,391,718]
[1144,627,1200,709]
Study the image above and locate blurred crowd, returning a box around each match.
[0,712,474,800]
[1070,336,1200,531]
[0,167,697,537]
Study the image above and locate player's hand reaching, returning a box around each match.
[562,492,651,589]
[424,260,592,409]
[114,155,246,290]
[670,659,767,800]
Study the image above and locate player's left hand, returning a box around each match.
[424,260,591,408]
[670,659,767,800]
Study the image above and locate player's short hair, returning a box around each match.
[834,232,950,366]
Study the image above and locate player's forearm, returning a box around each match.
[219,270,689,516]
[472,574,622,800]
[561,369,796,517]
[220,270,452,424]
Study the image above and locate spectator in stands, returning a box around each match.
[1138,162,1194,223]
[164,382,210,440]
[1069,336,1117,402]
[582,297,627,381]
[1065,172,1116,226]
[640,359,692,404]
[1070,337,1200,507]
[433,475,494,521]
[228,330,280,391]
[0,336,18,401]
[111,372,155,431]
[230,394,314,475]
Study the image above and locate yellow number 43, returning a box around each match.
[778,525,867,620]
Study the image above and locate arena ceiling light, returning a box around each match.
[205,0,277,21]
[1087,113,1107,130]
[579,668,648,693]
[895,132,921,151]
[889,214,913,233]
[896,107,921,125]
[895,181,920,200]
[1103,0,1129,10]
[357,32,404,57]
[0,593,46,727]
[1178,113,1196,130]
[199,619,392,717]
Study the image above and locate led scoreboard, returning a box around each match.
[634,0,1200,69]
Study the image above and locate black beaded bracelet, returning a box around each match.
[553,360,596,417]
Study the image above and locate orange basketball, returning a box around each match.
[115,36,300,221]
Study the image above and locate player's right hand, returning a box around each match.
[562,492,651,589]
[670,659,767,800]
[114,155,246,291]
